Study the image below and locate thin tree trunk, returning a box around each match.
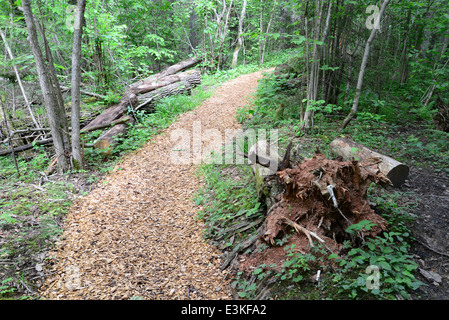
[0,96,20,177]
[71,0,87,169]
[302,0,324,129]
[259,0,264,66]
[33,12,70,149]
[260,0,277,65]
[22,0,70,172]
[0,28,40,129]
[231,0,247,68]
[340,0,391,130]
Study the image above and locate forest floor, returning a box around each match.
[38,70,269,299]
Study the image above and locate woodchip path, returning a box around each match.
[39,69,269,299]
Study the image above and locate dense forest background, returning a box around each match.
[0,0,449,300]
[1,0,448,171]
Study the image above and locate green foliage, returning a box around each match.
[278,244,312,282]
[329,229,423,300]
[0,278,16,298]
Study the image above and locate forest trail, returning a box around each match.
[39,69,270,299]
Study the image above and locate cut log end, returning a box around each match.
[387,164,410,188]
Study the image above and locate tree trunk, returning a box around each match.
[0,28,40,130]
[82,94,139,132]
[130,56,202,89]
[340,0,391,130]
[71,0,87,170]
[302,0,324,129]
[329,137,409,187]
[22,0,71,172]
[93,122,132,155]
[0,96,20,176]
[136,69,202,110]
[231,0,247,68]
[131,69,200,95]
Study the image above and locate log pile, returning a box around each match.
[0,57,203,157]
[81,57,203,153]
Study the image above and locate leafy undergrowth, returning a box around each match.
[196,65,448,300]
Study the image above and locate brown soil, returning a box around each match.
[403,167,449,299]
[38,70,269,299]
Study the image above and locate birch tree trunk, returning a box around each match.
[71,0,87,169]
[22,0,71,172]
[231,0,247,68]
[340,0,391,130]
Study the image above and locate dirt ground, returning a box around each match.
[404,166,449,299]
[38,70,268,300]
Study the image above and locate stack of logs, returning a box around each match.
[0,56,203,157]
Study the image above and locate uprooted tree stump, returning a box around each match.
[237,148,392,275]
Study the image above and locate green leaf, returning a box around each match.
[328,253,339,260]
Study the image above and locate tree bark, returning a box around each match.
[0,96,20,176]
[340,0,391,130]
[231,0,247,68]
[130,56,202,89]
[71,0,87,169]
[93,122,132,155]
[131,69,200,95]
[329,137,409,187]
[22,0,71,172]
[135,69,202,110]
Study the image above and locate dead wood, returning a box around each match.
[60,86,107,100]
[131,69,200,95]
[130,56,202,89]
[93,119,134,155]
[135,70,202,111]
[330,137,409,187]
[81,93,139,132]
[238,151,391,275]
[80,115,133,134]
[0,137,53,156]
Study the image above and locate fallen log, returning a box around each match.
[130,56,202,88]
[93,120,133,155]
[60,86,107,100]
[136,70,202,111]
[131,69,201,95]
[81,93,138,132]
[0,138,53,156]
[80,115,133,134]
[83,69,201,132]
[329,137,409,187]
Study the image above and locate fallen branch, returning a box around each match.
[60,85,107,100]
[0,138,53,156]
[80,115,133,134]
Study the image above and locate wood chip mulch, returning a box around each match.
[39,70,269,300]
